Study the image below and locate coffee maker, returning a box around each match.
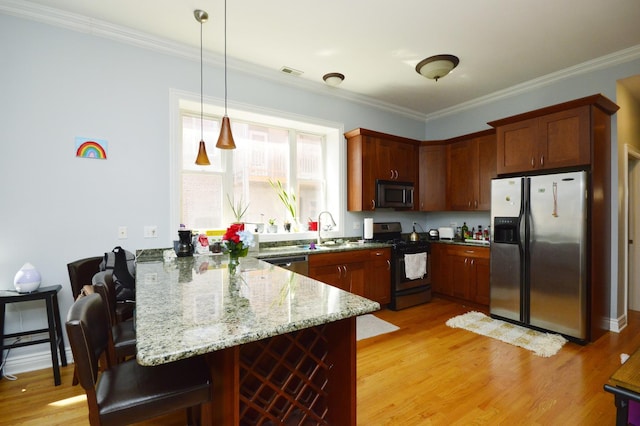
[176,229,194,257]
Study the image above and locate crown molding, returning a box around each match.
[425,44,640,122]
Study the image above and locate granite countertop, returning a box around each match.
[255,241,392,259]
[430,239,491,248]
[135,254,380,366]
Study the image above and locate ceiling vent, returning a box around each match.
[280,66,303,77]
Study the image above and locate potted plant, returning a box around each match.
[267,218,277,233]
[269,179,297,227]
[227,193,249,223]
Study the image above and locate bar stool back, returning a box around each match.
[66,293,211,425]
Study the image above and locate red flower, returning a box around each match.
[223,223,244,244]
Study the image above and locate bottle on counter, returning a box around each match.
[483,226,489,241]
[470,227,475,240]
[461,222,469,240]
[476,225,483,240]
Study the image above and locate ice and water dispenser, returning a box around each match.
[493,217,520,244]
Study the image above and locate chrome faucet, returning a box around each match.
[317,211,336,245]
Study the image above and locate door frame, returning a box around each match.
[624,144,640,318]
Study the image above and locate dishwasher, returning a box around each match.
[263,255,309,276]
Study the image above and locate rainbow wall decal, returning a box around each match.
[75,137,107,160]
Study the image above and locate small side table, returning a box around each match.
[604,347,640,426]
[0,285,67,386]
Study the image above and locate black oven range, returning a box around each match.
[371,222,431,310]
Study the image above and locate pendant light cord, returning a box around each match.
[200,18,204,142]
[224,0,228,116]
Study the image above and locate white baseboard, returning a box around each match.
[608,314,627,333]
[2,347,73,377]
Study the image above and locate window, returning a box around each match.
[174,97,342,241]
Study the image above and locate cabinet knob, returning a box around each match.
[531,157,535,167]
[371,200,375,210]
[386,260,391,270]
[540,155,544,166]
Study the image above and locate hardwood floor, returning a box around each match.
[0,297,636,425]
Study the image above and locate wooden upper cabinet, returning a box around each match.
[445,130,496,211]
[489,95,619,175]
[418,143,447,211]
[345,128,419,211]
[477,133,497,210]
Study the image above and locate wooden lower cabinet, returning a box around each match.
[431,243,490,306]
[308,248,391,305]
[309,250,369,294]
[365,248,391,305]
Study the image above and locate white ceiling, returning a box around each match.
[9,0,640,117]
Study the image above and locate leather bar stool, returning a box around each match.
[91,271,136,362]
[67,257,102,301]
[68,256,134,322]
[66,293,211,425]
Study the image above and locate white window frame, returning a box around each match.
[169,89,345,243]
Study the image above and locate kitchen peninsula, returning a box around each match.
[134,253,379,425]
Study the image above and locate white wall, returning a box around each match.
[0,12,429,373]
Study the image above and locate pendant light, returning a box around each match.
[215,0,236,149]
[194,9,211,165]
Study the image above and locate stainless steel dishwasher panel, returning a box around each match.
[263,255,309,276]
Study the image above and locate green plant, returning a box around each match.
[227,193,249,223]
[269,179,296,220]
[268,218,276,225]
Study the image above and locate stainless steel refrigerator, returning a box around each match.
[490,171,587,341]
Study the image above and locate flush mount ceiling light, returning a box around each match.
[215,0,236,150]
[415,54,460,81]
[194,9,210,165]
[323,73,345,87]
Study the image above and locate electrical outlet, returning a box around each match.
[118,226,128,239]
[144,225,158,238]
[353,222,360,230]
[450,222,457,228]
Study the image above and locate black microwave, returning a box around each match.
[376,180,414,209]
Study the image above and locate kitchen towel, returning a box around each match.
[404,252,426,280]
[364,218,373,240]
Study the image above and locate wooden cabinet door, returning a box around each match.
[431,244,453,296]
[365,249,391,304]
[496,118,538,175]
[419,144,447,211]
[451,253,471,300]
[496,106,590,174]
[447,140,477,210]
[538,106,590,170]
[473,256,490,305]
[395,142,417,182]
[345,260,366,296]
[309,251,369,294]
[308,264,345,290]
[476,133,497,211]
